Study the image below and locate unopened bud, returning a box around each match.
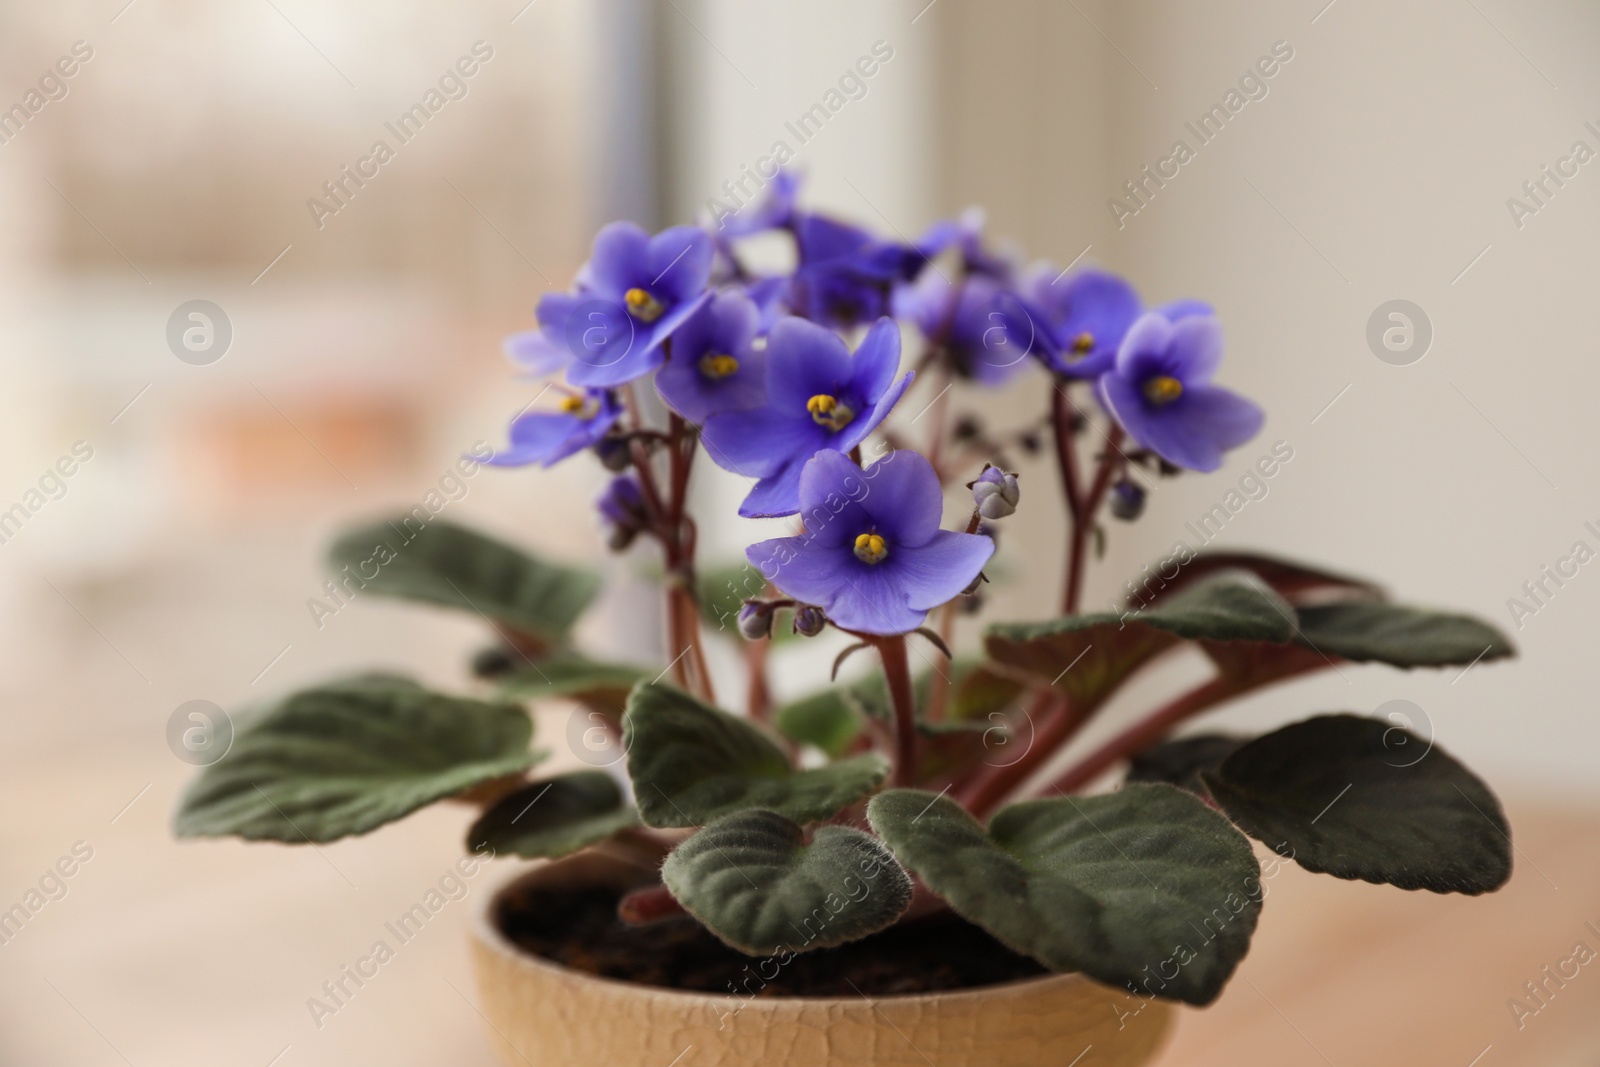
[597,476,648,551]
[471,647,515,679]
[792,605,826,637]
[972,466,1020,520]
[738,601,774,640]
[1109,479,1145,521]
[595,436,633,472]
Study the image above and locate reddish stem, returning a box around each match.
[618,883,687,925]
[1046,677,1233,795]
[959,689,1077,817]
[874,634,919,788]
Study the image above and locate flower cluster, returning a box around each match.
[490,172,1263,635]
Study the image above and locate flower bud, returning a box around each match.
[597,476,648,551]
[1109,478,1146,521]
[972,466,1020,520]
[738,601,774,640]
[792,605,826,637]
[594,435,633,472]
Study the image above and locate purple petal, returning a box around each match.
[854,449,944,548]
[586,222,651,298]
[765,316,855,403]
[891,531,995,611]
[1159,299,1213,323]
[1114,312,1178,381]
[834,370,914,455]
[746,535,841,601]
[847,317,904,403]
[738,455,810,518]
[820,565,928,635]
[1168,314,1225,384]
[701,407,822,479]
[646,226,714,303]
[1101,377,1263,473]
[503,330,570,378]
[795,449,873,545]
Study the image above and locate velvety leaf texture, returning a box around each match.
[868,785,1263,1005]
[984,571,1296,712]
[773,689,866,759]
[466,771,638,860]
[1203,714,1512,894]
[624,684,888,827]
[1126,734,1246,794]
[663,809,913,955]
[175,676,541,843]
[1143,551,1382,606]
[1293,602,1514,668]
[327,518,600,641]
[496,653,649,722]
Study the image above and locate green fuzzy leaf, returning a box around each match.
[952,664,1025,721]
[662,809,913,955]
[1203,714,1512,894]
[466,771,638,859]
[985,571,1296,713]
[773,690,866,758]
[868,785,1262,1005]
[624,684,889,827]
[1148,551,1382,606]
[328,518,600,642]
[175,676,541,843]
[1293,602,1514,667]
[496,653,649,723]
[1125,734,1245,795]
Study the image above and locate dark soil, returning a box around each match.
[497,876,1048,998]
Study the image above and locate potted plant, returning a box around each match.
[175,174,1514,1067]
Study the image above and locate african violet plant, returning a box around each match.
[175,172,1515,1007]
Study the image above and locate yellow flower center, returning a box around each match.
[854,532,888,564]
[623,287,665,323]
[807,394,855,431]
[1070,331,1095,357]
[698,353,740,380]
[557,393,598,418]
[1143,375,1184,406]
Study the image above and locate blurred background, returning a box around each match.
[2,0,1598,1063]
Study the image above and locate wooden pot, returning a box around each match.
[469,852,1175,1067]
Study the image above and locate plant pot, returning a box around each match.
[469,852,1175,1067]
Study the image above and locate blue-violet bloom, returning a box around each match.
[789,215,928,330]
[1098,312,1263,473]
[487,390,622,468]
[713,169,802,240]
[536,222,713,389]
[701,316,912,517]
[654,290,765,424]
[893,271,1042,386]
[1024,266,1144,378]
[746,450,994,635]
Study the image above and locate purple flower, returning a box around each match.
[596,474,647,529]
[536,222,714,389]
[1098,313,1263,473]
[701,316,912,518]
[746,450,994,636]
[714,169,802,239]
[654,291,765,424]
[789,216,928,330]
[892,272,1043,386]
[502,327,571,378]
[1024,267,1144,378]
[487,390,622,468]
